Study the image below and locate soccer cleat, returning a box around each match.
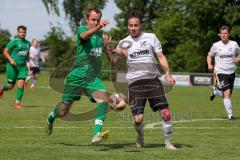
[0,86,3,98]
[136,134,144,147]
[45,120,53,135]
[91,130,110,144]
[165,142,177,150]
[210,87,216,101]
[30,84,36,90]
[228,115,235,120]
[15,103,23,109]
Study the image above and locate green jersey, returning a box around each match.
[6,37,31,67]
[72,26,104,78]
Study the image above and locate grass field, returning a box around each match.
[1,72,240,160]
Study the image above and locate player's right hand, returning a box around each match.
[100,20,109,28]
[113,48,128,57]
[10,60,17,66]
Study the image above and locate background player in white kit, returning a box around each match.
[207,25,240,120]
[25,39,41,89]
[113,10,176,150]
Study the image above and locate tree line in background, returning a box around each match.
[1,0,240,73]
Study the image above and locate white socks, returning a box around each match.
[162,120,172,144]
[223,98,232,118]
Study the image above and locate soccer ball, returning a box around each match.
[108,93,127,111]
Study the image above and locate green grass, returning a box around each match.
[1,72,240,160]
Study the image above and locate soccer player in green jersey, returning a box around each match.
[45,8,114,144]
[0,25,31,108]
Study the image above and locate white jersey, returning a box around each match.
[118,32,163,84]
[209,40,240,74]
[29,46,41,67]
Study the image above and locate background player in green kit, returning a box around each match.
[45,8,114,144]
[0,25,31,108]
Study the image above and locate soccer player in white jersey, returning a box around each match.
[112,10,176,150]
[207,25,240,120]
[25,39,41,89]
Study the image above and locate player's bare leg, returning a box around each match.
[133,114,144,147]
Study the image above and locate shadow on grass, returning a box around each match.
[58,142,136,150]
[57,142,192,150]
[23,105,51,108]
[141,143,192,149]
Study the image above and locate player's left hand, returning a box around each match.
[103,33,111,49]
[166,74,175,86]
[120,49,128,57]
[111,48,128,57]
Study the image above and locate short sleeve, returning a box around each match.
[76,26,89,42]
[153,34,162,53]
[6,39,16,51]
[117,39,132,49]
[208,44,217,56]
[234,42,240,55]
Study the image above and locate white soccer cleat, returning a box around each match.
[165,142,177,150]
[30,84,36,89]
[228,115,235,120]
[91,130,110,144]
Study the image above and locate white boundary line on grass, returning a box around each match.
[145,118,227,129]
[0,118,239,130]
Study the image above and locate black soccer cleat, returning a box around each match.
[210,93,216,101]
[210,88,216,101]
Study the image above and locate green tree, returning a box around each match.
[41,0,107,31]
[0,28,11,72]
[42,25,75,67]
[154,0,240,72]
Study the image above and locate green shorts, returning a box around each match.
[6,63,27,84]
[62,67,106,102]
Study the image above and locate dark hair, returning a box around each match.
[86,8,102,18]
[127,10,143,24]
[17,25,27,31]
[219,25,230,33]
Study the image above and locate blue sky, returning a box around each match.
[0,0,120,40]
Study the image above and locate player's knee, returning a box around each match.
[134,115,143,124]
[8,84,14,90]
[93,91,108,103]
[161,108,171,121]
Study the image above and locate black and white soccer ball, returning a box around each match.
[108,93,127,111]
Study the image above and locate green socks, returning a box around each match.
[2,83,9,91]
[93,102,108,136]
[16,87,24,103]
[47,108,60,124]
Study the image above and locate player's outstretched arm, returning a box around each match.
[81,19,109,40]
[3,48,16,66]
